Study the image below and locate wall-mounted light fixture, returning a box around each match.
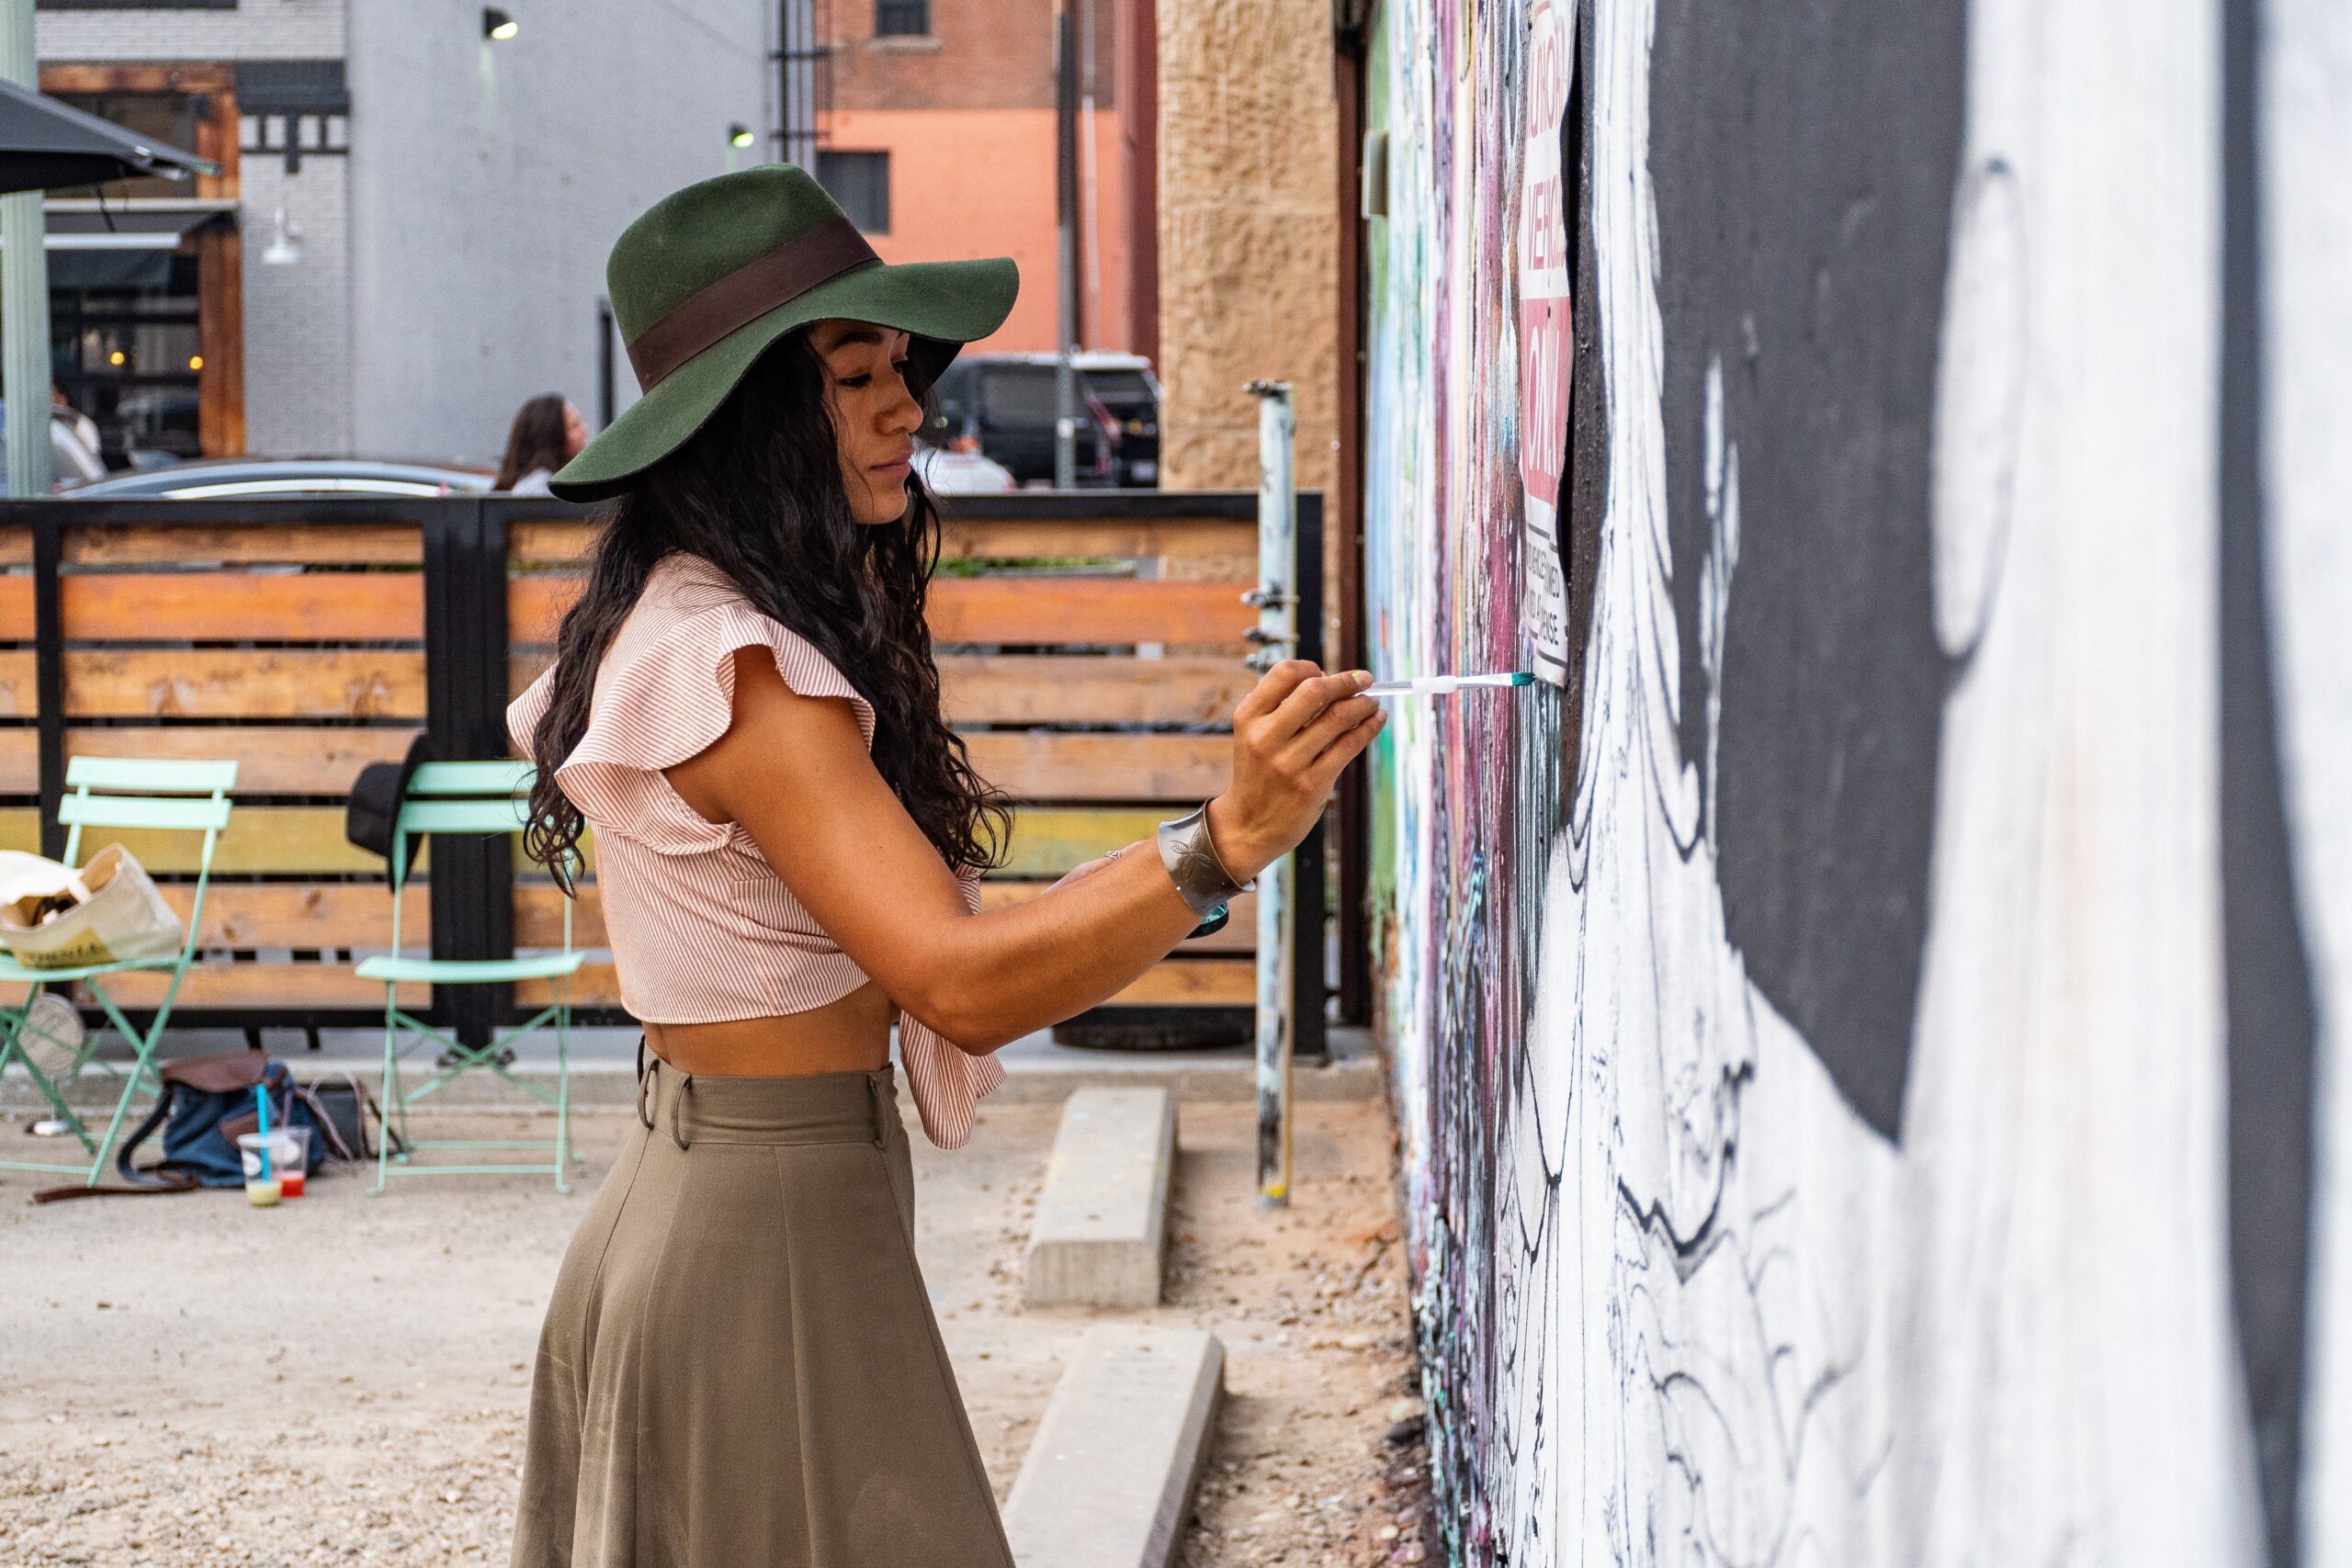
[724,122,757,172]
[483,7,518,41]
[261,206,305,266]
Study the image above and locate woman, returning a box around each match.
[497,392,588,494]
[503,166,1381,1566]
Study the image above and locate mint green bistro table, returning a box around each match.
[356,761,586,1194]
[0,756,237,1188]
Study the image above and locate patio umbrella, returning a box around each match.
[0,75,214,193]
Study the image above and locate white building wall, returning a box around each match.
[35,0,344,60]
[240,147,352,457]
[345,0,771,465]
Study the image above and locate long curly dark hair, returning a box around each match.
[496,393,570,489]
[521,330,1007,891]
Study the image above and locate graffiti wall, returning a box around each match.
[1361,1,2352,1564]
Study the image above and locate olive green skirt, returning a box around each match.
[509,1046,1013,1567]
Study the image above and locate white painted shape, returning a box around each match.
[2267,0,2352,1560]
[1930,157,2026,660]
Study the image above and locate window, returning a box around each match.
[875,0,929,37]
[50,253,206,460]
[979,367,1059,425]
[817,151,890,235]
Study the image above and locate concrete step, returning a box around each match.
[1023,1087,1175,1308]
[1003,1323,1224,1568]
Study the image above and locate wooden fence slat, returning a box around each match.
[0,573,29,638]
[0,649,28,714]
[45,727,421,795]
[514,883,605,947]
[62,523,423,567]
[937,517,1257,565]
[46,964,428,1010]
[929,579,1253,646]
[161,882,425,948]
[61,649,429,718]
[92,806,401,874]
[943,657,1253,727]
[978,880,1257,952]
[507,575,1251,649]
[507,653,1253,728]
[507,516,1260,570]
[1102,959,1254,1007]
[0,728,29,793]
[512,955,1254,1010]
[993,807,1165,878]
[0,807,36,851]
[963,732,1227,800]
[509,878,1257,953]
[504,521,597,566]
[61,572,424,641]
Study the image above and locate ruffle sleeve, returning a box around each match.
[517,604,876,856]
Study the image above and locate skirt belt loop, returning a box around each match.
[670,1070,695,1152]
[635,1035,654,1133]
[869,1072,888,1147]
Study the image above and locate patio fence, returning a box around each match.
[0,491,1326,1055]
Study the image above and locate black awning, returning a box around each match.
[0,78,217,196]
[0,205,232,290]
[49,247,172,291]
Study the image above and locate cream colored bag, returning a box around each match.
[0,844,184,970]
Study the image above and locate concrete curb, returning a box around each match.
[1002,1323,1224,1568]
[1023,1088,1174,1308]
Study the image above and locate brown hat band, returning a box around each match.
[624,216,880,391]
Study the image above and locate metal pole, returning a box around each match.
[595,297,616,431]
[1248,379,1296,1209]
[0,0,50,498]
[1052,1,1080,490]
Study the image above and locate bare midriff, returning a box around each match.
[643,979,894,1077]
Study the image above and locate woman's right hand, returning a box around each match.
[1205,660,1385,881]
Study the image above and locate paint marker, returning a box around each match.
[1361,671,1537,698]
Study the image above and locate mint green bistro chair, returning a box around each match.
[356,761,585,1194]
[0,756,237,1188]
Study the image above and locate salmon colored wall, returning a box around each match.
[821,107,1135,358]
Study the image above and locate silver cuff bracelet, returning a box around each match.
[1157,802,1252,918]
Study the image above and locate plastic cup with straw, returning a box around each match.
[243,1081,280,1207]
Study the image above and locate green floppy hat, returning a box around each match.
[550,164,1018,501]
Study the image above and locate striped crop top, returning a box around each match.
[504,552,1003,1148]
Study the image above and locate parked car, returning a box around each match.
[930,352,1161,488]
[912,444,1016,494]
[60,457,495,500]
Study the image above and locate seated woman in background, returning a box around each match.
[495,392,587,494]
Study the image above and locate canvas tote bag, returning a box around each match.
[0,843,183,969]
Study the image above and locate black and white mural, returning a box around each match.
[1360,0,2352,1562]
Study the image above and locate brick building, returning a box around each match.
[818,0,1156,361]
[31,0,773,464]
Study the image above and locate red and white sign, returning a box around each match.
[1517,0,1575,686]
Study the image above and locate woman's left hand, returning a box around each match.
[1045,844,1137,894]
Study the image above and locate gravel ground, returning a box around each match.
[0,1092,1430,1566]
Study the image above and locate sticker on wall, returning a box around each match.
[1516,0,1575,686]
